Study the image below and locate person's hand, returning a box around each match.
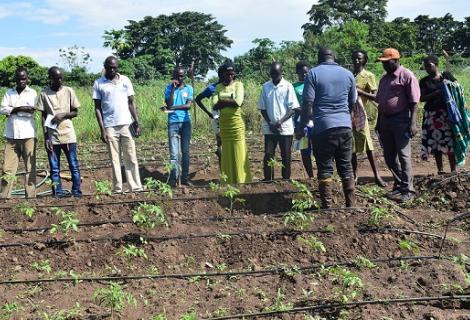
[135,123,141,137]
[172,79,179,87]
[51,113,66,124]
[410,123,418,137]
[45,139,53,152]
[100,130,109,144]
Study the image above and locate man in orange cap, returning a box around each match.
[376,48,420,203]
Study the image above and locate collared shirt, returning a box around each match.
[164,83,193,123]
[92,74,134,128]
[293,81,304,105]
[258,78,299,135]
[376,66,420,116]
[37,86,80,145]
[0,86,38,139]
[303,62,357,134]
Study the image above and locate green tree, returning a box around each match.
[234,38,276,82]
[59,45,92,71]
[103,12,232,77]
[305,20,373,65]
[414,13,460,53]
[370,18,418,54]
[303,0,387,35]
[0,55,48,87]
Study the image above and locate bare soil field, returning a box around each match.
[0,137,470,319]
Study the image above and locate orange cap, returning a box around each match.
[378,48,400,61]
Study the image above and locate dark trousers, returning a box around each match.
[263,135,293,180]
[379,112,414,193]
[312,127,353,180]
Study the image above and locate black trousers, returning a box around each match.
[312,127,353,180]
[263,135,293,180]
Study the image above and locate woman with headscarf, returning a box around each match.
[351,50,386,187]
[212,60,251,184]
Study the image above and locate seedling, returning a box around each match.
[144,177,173,198]
[0,302,23,319]
[297,235,326,253]
[353,256,377,269]
[324,225,335,233]
[323,266,363,303]
[132,202,169,230]
[291,180,318,212]
[212,307,228,317]
[215,263,228,272]
[50,208,79,237]
[94,180,112,199]
[267,158,284,181]
[93,282,136,319]
[0,173,18,184]
[163,161,175,183]
[211,174,245,212]
[264,288,293,312]
[451,254,469,268]
[13,201,35,218]
[180,311,197,320]
[32,259,52,274]
[39,303,81,320]
[398,239,420,255]
[152,311,167,320]
[215,233,232,242]
[116,244,148,261]
[283,211,314,230]
[368,207,391,226]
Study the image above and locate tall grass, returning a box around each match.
[0,67,468,146]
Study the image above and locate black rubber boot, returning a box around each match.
[342,178,356,208]
[318,179,333,209]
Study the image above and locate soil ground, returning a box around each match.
[0,136,470,320]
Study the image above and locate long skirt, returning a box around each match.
[420,108,454,160]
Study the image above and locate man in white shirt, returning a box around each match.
[0,67,39,198]
[258,62,300,180]
[93,56,142,193]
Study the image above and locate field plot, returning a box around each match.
[1,138,470,320]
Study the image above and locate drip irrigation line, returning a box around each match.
[357,191,419,226]
[358,226,444,239]
[0,255,439,285]
[0,228,330,249]
[0,189,299,209]
[439,210,470,257]
[205,294,470,320]
[429,170,470,189]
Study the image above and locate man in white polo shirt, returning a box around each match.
[93,56,142,193]
[258,62,300,180]
[0,67,39,198]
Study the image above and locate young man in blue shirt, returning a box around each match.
[165,66,193,187]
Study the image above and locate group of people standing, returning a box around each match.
[1,49,468,205]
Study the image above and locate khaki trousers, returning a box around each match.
[106,125,142,192]
[1,138,37,198]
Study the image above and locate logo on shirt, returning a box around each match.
[182,92,188,98]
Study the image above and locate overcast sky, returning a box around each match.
[0,0,468,72]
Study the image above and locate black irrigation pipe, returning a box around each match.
[439,210,470,257]
[0,255,439,286]
[0,189,300,210]
[357,191,419,226]
[0,228,331,249]
[0,207,372,234]
[358,226,444,239]
[429,170,470,189]
[205,295,470,320]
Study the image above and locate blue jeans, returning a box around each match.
[168,121,191,182]
[47,143,81,196]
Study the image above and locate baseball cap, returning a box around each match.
[378,48,400,61]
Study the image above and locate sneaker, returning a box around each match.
[397,192,415,203]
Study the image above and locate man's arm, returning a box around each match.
[94,99,108,143]
[128,95,141,136]
[165,82,177,107]
[409,103,418,137]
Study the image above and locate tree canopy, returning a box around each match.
[103,11,233,78]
